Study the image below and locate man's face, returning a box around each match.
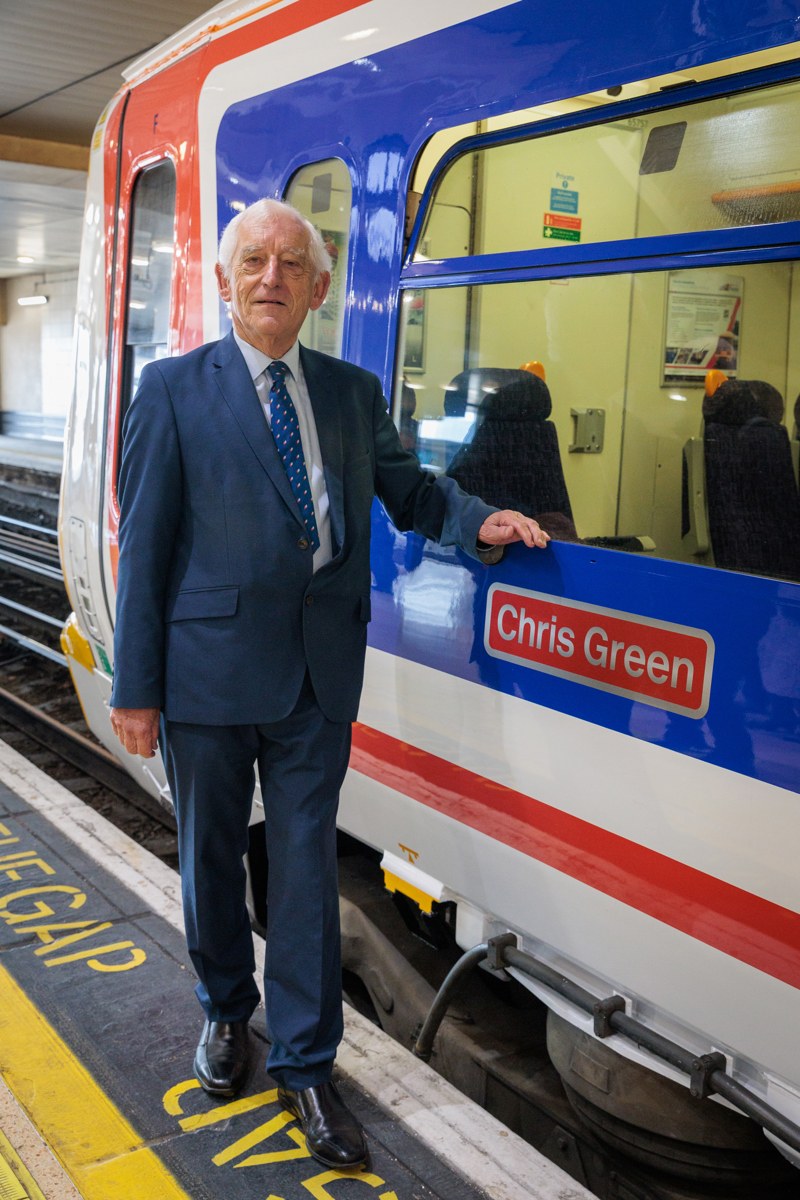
[215,211,330,355]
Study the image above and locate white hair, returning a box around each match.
[217,198,331,280]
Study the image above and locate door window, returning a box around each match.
[121,160,177,424]
[285,157,352,358]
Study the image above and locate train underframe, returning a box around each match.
[245,823,798,1200]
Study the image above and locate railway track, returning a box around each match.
[0,513,63,585]
[0,546,178,866]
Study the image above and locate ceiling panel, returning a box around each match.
[0,163,87,276]
[0,2,214,277]
[0,1,214,145]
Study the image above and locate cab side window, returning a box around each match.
[284,158,352,358]
[120,160,177,428]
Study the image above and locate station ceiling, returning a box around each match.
[0,0,212,278]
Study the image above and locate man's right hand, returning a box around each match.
[110,707,160,758]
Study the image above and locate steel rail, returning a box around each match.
[0,595,63,629]
[0,684,176,831]
[0,514,58,536]
[413,935,800,1156]
[0,549,64,582]
[0,533,61,562]
[0,621,66,666]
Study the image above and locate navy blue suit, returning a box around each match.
[111,331,496,1087]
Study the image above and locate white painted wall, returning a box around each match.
[0,271,78,432]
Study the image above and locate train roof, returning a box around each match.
[121,0,273,85]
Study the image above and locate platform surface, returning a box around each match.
[0,436,62,475]
[0,739,594,1200]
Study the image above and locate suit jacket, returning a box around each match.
[110,332,498,724]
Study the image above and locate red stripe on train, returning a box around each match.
[350,722,800,990]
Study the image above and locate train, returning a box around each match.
[59,1,800,1195]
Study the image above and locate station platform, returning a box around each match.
[0,736,590,1200]
[0,438,62,477]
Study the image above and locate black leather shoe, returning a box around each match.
[278,1082,367,1167]
[194,1020,250,1096]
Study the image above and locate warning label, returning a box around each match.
[544,213,581,230]
[543,212,582,242]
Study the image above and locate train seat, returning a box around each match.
[445,369,579,540]
[683,378,800,579]
[443,367,533,418]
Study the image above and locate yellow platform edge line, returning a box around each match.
[0,961,190,1200]
[0,1125,46,1200]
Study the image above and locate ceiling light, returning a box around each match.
[16,255,34,264]
[131,256,149,267]
[129,300,147,310]
[151,242,173,254]
[17,294,48,307]
[342,27,378,40]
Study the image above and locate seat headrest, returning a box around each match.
[703,379,784,426]
[446,368,551,421]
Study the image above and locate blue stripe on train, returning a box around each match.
[369,503,800,795]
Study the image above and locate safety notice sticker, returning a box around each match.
[543,212,581,242]
[550,172,579,213]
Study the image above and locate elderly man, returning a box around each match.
[109,198,548,1169]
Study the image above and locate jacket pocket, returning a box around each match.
[166,586,239,622]
[360,594,371,623]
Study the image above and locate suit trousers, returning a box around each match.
[160,673,351,1091]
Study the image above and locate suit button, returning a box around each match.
[305,595,314,607]
[298,537,309,550]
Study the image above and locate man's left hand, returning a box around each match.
[478,510,550,550]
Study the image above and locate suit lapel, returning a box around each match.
[301,345,345,555]
[212,332,305,531]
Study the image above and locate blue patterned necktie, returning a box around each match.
[268,360,320,553]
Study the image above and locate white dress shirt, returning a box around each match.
[233,332,333,572]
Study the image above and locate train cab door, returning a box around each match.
[98,64,200,654]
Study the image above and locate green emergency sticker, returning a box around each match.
[543,225,581,242]
[96,645,112,676]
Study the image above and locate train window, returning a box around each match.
[394,258,800,582]
[285,157,352,358]
[415,78,800,261]
[121,160,177,421]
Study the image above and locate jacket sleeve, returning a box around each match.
[370,376,503,563]
[109,363,182,709]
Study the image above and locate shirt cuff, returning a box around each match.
[475,540,506,565]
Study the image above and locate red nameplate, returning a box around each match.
[484,584,714,718]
